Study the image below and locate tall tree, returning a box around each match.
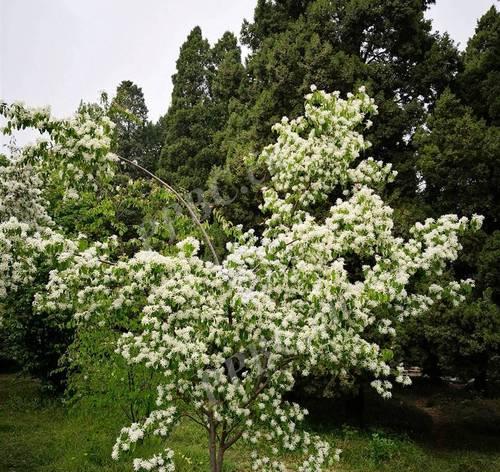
[401,6,500,386]
[109,81,148,169]
[108,80,166,174]
[415,90,500,230]
[158,28,243,191]
[169,27,211,110]
[415,7,500,295]
[209,32,245,104]
[210,0,460,228]
[413,86,500,302]
[458,5,500,125]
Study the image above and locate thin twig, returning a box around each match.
[98,258,116,266]
[181,412,209,431]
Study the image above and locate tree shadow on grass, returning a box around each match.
[292,378,500,453]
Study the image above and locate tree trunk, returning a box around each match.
[208,418,224,472]
[474,368,488,393]
[216,445,225,472]
[353,384,365,428]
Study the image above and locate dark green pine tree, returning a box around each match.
[400,7,500,387]
[169,27,211,110]
[109,81,149,171]
[458,5,500,126]
[211,0,461,228]
[414,87,500,298]
[414,6,500,298]
[415,90,500,230]
[209,32,245,104]
[108,80,167,175]
[158,27,243,191]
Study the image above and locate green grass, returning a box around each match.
[1,374,499,471]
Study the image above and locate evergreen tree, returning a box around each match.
[209,32,245,104]
[170,27,211,110]
[211,0,460,227]
[108,80,166,174]
[414,7,500,296]
[415,90,500,230]
[401,7,500,387]
[158,28,243,191]
[458,6,500,125]
[109,81,148,169]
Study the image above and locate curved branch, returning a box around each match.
[116,155,219,265]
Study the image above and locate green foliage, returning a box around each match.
[0,243,74,389]
[397,6,500,386]
[2,375,500,472]
[368,431,399,464]
[398,291,500,386]
[109,80,164,173]
[0,172,222,390]
[459,6,500,125]
[478,231,500,304]
[47,176,215,254]
[243,0,457,168]
[209,0,461,228]
[65,306,162,423]
[415,89,500,229]
[158,27,244,191]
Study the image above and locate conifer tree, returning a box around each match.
[401,7,500,386]
[109,81,150,171]
[158,28,243,191]
[210,0,461,227]
[458,6,500,125]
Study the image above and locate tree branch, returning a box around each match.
[116,155,220,266]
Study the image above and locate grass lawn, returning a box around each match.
[1,373,499,471]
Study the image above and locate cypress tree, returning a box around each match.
[211,0,461,227]
[158,28,243,191]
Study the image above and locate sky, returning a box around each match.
[0,0,498,127]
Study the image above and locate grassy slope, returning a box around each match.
[1,374,499,472]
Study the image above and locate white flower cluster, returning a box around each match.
[259,86,378,217]
[1,100,117,199]
[0,157,53,228]
[347,157,397,188]
[3,87,484,471]
[175,236,201,257]
[0,217,77,301]
[132,450,175,472]
[112,408,177,466]
[0,99,117,324]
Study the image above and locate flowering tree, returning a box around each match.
[1,88,482,471]
[0,100,116,381]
